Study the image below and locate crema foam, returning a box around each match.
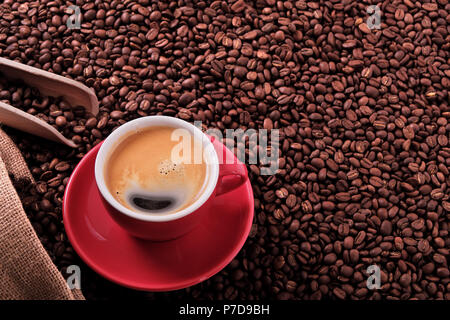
[105,126,208,214]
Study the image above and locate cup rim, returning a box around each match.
[94,116,219,222]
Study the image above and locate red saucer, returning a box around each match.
[63,140,254,291]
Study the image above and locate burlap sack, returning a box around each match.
[0,128,84,300]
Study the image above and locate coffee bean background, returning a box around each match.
[1,0,449,300]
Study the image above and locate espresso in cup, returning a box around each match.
[104,126,208,214]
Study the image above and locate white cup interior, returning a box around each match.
[94,116,219,222]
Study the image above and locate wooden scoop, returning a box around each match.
[0,57,99,148]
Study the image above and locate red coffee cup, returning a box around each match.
[94,116,247,241]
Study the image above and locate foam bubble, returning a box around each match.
[158,159,184,176]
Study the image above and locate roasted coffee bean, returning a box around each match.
[1,0,448,301]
